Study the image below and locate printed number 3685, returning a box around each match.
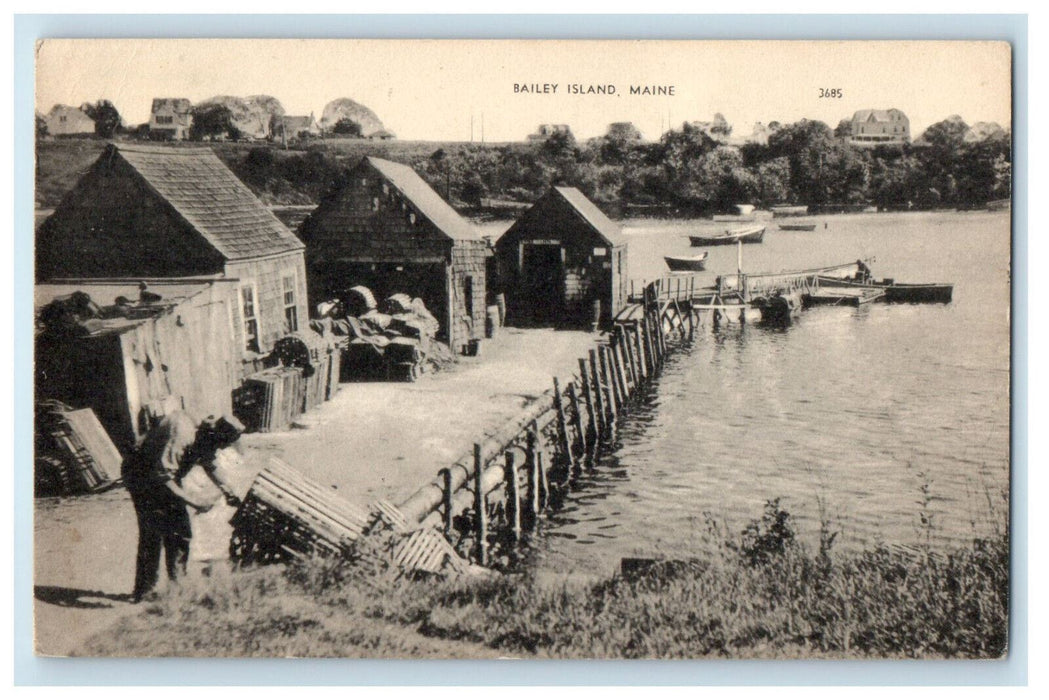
[819,88,843,98]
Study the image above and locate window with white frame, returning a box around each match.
[241,284,260,353]
[282,274,298,332]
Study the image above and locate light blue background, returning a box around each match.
[13,13,1028,686]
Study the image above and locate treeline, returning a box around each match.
[224,115,1010,214]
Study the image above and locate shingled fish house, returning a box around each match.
[300,156,486,355]
[495,187,628,328]
[36,144,309,363]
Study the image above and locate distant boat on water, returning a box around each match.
[664,252,709,272]
[778,223,817,231]
[770,204,809,218]
[689,225,765,246]
[712,203,757,222]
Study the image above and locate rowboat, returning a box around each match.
[688,225,766,246]
[664,252,709,272]
[816,276,953,304]
[778,223,817,231]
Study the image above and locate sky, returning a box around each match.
[35,39,1012,142]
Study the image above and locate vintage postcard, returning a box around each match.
[32,38,1012,660]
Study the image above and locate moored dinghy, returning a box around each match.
[664,251,709,272]
[688,225,766,246]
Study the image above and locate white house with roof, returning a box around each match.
[849,108,910,147]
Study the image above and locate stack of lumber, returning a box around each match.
[235,366,304,432]
[35,402,119,494]
[229,458,372,565]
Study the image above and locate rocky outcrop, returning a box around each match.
[319,98,388,138]
[964,121,1009,143]
[197,95,286,140]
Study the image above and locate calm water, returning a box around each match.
[479,211,1011,576]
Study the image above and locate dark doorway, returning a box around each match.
[520,244,564,325]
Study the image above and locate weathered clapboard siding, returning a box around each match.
[495,187,628,328]
[35,279,241,452]
[302,157,486,353]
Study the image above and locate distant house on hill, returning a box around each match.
[36,144,308,361]
[367,128,396,140]
[275,113,321,142]
[301,156,487,355]
[149,98,193,140]
[849,108,910,147]
[43,104,95,137]
[495,187,627,329]
[528,124,573,141]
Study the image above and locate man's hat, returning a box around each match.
[203,414,245,444]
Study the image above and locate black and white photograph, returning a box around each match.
[30,37,1013,660]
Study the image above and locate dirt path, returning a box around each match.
[34,327,600,656]
[238,327,598,506]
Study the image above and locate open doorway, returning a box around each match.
[519,243,564,325]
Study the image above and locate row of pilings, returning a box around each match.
[396,285,688,567]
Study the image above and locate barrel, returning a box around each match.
[485,305,501,339]
[495,293,507,325]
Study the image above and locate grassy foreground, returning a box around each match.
[83,501,1008,659]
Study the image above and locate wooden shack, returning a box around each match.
[35,279,242,453]
[300,157,486,354]
[495,187,628,328]
[36,143,309,365]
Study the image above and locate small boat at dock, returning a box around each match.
[688,225,766,246]
[778,223,817,232]
[664,252,709,272]
[816,276,953,304]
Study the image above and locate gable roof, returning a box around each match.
[110,144,304,260]
[551,187,624,247]
[151,98,192,114]
[363,157,479,241]
[852,108,906,124]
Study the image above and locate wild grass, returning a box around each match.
[84,495,1009,659]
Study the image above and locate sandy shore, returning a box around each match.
[33,327,600,656]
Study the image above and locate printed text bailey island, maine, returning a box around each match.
[513,83,676,96]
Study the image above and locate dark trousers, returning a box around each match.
[128,485,192,598]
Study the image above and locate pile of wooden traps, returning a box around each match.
[230,458,476,578]
[35,401,120,495]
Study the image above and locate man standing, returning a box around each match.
[121,411,244,603]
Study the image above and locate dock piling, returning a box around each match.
[473,443,488,565]
[525,425,542,527]
[439,467,453,538]
[504,450,520,543]
[588,349,607,438]
[567,382,586,461]
[552,377,576,477]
